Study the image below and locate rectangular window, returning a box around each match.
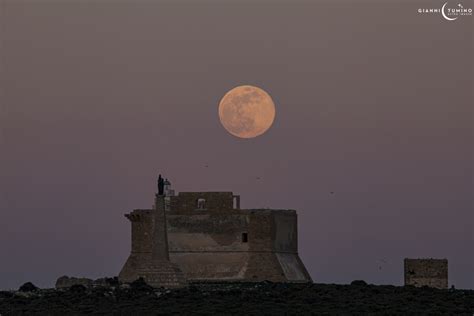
[242,233,248,243]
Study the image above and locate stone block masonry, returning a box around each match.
[120,186,312,284]
[404,258,448,289]
[119,195,186,288]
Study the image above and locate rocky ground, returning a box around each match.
[1,279,473,315]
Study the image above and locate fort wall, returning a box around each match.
[170,192,234,213]
[164,209,310,282]
[120,191,312,283]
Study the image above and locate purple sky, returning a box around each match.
[1,0,472,289]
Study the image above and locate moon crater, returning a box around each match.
[218,85,276,139]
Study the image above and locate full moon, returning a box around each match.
[218,85,276,139]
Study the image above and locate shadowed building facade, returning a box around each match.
[119,179,312,283]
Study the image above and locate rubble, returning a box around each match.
[1,281,473,314]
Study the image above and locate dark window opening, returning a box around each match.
[242,233,248,243]
[233,195,240,209]
[196,198,206,210]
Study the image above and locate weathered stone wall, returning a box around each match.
[247,210,274,252]
[276,253,310,281]
[129,210,154,254]
[120,192,312,283]
[404,258,448,289]
[166,210,298,253]
[119,202,186,287]
[169,252,250,280]
[119,210,154,282]
[165,209,311,282]
[273,212,298,253]
[167,214,249,252]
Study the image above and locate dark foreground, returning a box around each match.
[1,281,473,315]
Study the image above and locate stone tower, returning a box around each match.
[119,177,186,288]
[404,258,448,289]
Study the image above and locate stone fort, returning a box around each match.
[119,176,312,284]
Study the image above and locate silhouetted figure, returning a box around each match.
[157,174,164,196]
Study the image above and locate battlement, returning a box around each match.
[169,192,240,213]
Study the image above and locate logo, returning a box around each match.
[418,2,472,21]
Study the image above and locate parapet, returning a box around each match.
[169,192,240,213]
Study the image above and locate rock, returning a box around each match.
[18,282,38,292]
[93,277,120,288]
[55,276,93,289]
[350,280,368,286]
[68,284,87,293]
[130,277,154,292]
[2,282,474,314]
[0,291,14,299]
[15,291,34,298]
